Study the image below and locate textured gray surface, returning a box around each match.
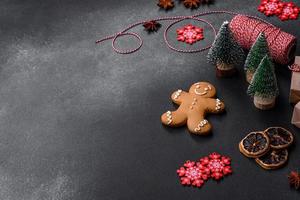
[0,0,300,199]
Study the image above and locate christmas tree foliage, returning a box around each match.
[244,32,269,73]
[247,55,279,98]
[207,21,245,68]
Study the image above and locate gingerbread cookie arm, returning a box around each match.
[187,112,212,135]
[171,89,188,105]
[205,98,225,113]
[161,109,187,127]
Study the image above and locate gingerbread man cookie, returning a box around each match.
[161,82,225,135]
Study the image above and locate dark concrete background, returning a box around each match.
[0,0,299,199]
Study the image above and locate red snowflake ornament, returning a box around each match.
[200,152,232,180]
[278,2,299,21]
[176,24,204,45]
[177,153,232,189]
[177,160,208,188]
[258,0,284,16]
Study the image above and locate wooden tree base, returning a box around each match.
[254,96,275,110]
[246,71,254,84]
[216,63,237,78]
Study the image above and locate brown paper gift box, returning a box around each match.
[292,102,300,128]
[289,56,300,104]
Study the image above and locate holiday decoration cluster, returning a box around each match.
[207,21,279,110]
[95,2,300,192]
[258,0,300,20]
[177,153,232,188]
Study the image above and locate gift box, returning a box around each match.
[292,102,300,128]
[289,56,300,104]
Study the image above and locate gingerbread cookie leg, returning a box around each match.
[161,110,187,127]
[187,114,212,135]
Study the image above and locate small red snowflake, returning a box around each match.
[177,160,209,188]
[258,0,284,16]
[200,152,232,180]
[278,2,300,21]
[176,24,204,45]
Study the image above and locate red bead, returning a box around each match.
[278,2,284,7]
[290,14,297,19]
[265,10,273,15]
[280,15,288,20]
[275,8,282,14]
[195,28,203,33]
[186,25,193,30]
[258,6,265,11]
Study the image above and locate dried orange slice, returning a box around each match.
[264,127,294,149]
[239,132,270,158]
[255,149,288,170]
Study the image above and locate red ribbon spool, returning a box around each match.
[230,14,297,65]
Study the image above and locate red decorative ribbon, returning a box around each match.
[95,10,296,65]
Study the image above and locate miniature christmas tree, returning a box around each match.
[244,32,269,83]
[247,55,279,110]
[207,21,245,77]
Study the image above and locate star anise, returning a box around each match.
[143,20,161,32]
[288,171,300,190]
[183,0,200,8]
[157,0,174,10]
[200,0,212,3]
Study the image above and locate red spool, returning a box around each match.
[229,14,297,65]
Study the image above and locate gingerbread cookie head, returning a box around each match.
[189,82,216,98]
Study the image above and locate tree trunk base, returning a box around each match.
[254,96,276,110]
[216,63,236,78]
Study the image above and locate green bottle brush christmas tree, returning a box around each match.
[244,32,270,83]
[247,55,279,110]
[207,21,245,77]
